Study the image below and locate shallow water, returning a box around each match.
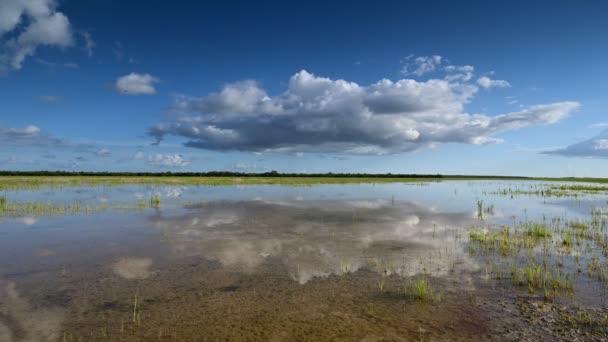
[1,181,608,341]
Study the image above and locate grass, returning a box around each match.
[0,199,153,217]
[1,175,608,191]
[406,277,431,301]
[525,222,552,238]
[466,205,608,300]
[149,194,161,208]
[0,175,436,190]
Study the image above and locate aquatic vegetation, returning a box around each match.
[476,200,484,220]
[0,175,438,191]
[2,180,608,340]
[149,194,162,208]
[133,290,140,324]
[377,278,386,292]
[406,277,432,301]
[525,222,552,238]
[0,198,152,217]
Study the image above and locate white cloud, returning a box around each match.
[0,124,69,148]
[147,153,190,167]
[1,124,40,138]
[401,55,443,76]
[477,76,511,89]
[0,0,74,71]
[543,130,608,158]
[96,148,110,156]
[590,122,608,129]
[444,65,474,82]
[115,73,159,95]
[149,69,579,155]
[594,139,608,150]
[81,31,94,57]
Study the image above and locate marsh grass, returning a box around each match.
[405,277,432,301]
[466,206,608,300]
[0,175,436,191]
[0,198,152,217]
[149,194,161,208]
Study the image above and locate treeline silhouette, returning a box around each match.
[0,170,531,179]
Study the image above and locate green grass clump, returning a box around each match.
[570,220,588,230]
[525,222,552,238]
[406,277,432,301]
[149,194,161,208]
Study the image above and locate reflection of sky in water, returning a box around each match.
[1,181,608,338]
[152,199,481,285]
[2,181,606,219]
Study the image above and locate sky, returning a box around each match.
[1,0,607,176]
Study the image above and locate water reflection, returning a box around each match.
[0,281,64,342]
[153,199,481,285]
[1,181,608,340]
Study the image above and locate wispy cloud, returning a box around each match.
[590,122,608,129]
[401,55,443,76]
[477,76,511,89]
[542,130,608,158]
[145,153,191,167]
[38,95,61,103]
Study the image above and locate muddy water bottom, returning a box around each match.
[2,182,608,341]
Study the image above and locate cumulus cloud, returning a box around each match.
[115,73,159,95]
[146,153,190,167]
[149,69,579,155]
[477,76,511,89]
[0,0,74,71]
[542,130,608,158]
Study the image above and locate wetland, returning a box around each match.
[1,178,608,341]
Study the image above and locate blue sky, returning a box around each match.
[1,0,607,176]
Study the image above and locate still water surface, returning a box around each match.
[1,181,607,341]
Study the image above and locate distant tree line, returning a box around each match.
[0,170,532,179]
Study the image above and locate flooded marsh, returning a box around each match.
[2,180,608,341]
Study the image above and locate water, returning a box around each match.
[1,181,608,341]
